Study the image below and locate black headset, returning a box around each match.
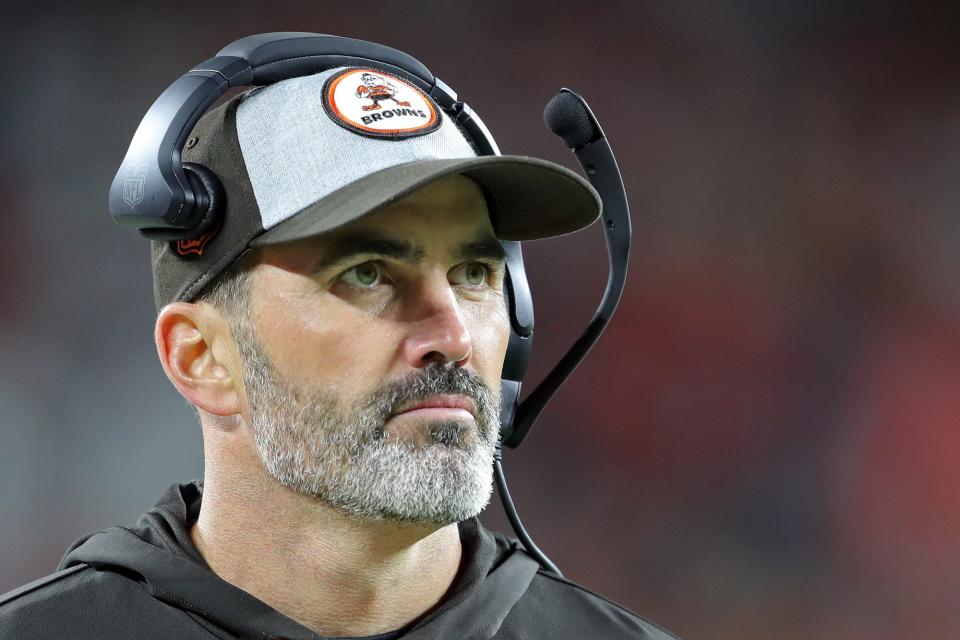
[109,32,631,576]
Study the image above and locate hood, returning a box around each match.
[58,482,539,640]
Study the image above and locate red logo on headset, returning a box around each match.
[175,222,221,258]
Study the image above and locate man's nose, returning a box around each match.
[402,284,472,368]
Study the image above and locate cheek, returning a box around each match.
[252,286,400,394]
[465,298,511,378]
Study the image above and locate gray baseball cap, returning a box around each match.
[151,66,601,309]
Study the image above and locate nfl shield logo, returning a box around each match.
[122,162,147,207]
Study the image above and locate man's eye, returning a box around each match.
[450,262,490,287]
[339,262,383,288]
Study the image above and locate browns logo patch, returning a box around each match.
[322,68,441,139]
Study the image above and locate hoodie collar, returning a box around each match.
[60,482,537,640]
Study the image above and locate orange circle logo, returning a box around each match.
[322,68,441,139]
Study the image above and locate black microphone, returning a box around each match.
[543,90,601,149]
[502,89,632,449]
[493,89,633,578]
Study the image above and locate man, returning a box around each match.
[0,58,679,639]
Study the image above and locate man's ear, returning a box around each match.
[155,302,243,417]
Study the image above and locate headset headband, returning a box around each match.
[108,32,499,237]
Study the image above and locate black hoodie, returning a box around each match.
[0,482,679,639]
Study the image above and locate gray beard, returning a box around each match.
[235,326,501,527]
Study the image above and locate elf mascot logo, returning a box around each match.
[323,68,441,139]
[355,72,412,111]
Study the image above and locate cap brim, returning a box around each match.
[249,155,600,247]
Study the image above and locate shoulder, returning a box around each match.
[0,564,205,639]
[520,569,682,639]
[484,529,681,639]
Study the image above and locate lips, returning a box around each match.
[391,394,477,418]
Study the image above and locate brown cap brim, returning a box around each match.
[250,155,600,247]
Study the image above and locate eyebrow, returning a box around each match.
[312,232,506,274]
[455,238,507,263]
[311,233,425,274]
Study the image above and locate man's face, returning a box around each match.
[229,175,511,526]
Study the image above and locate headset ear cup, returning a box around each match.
[498,251,534,446]
[181,162,224,238]
[499,338,530,444]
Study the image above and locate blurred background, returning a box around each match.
[3,1,960,638]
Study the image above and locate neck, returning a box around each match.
[190,423,464,637]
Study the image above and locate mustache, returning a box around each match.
[362,363,499,437]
